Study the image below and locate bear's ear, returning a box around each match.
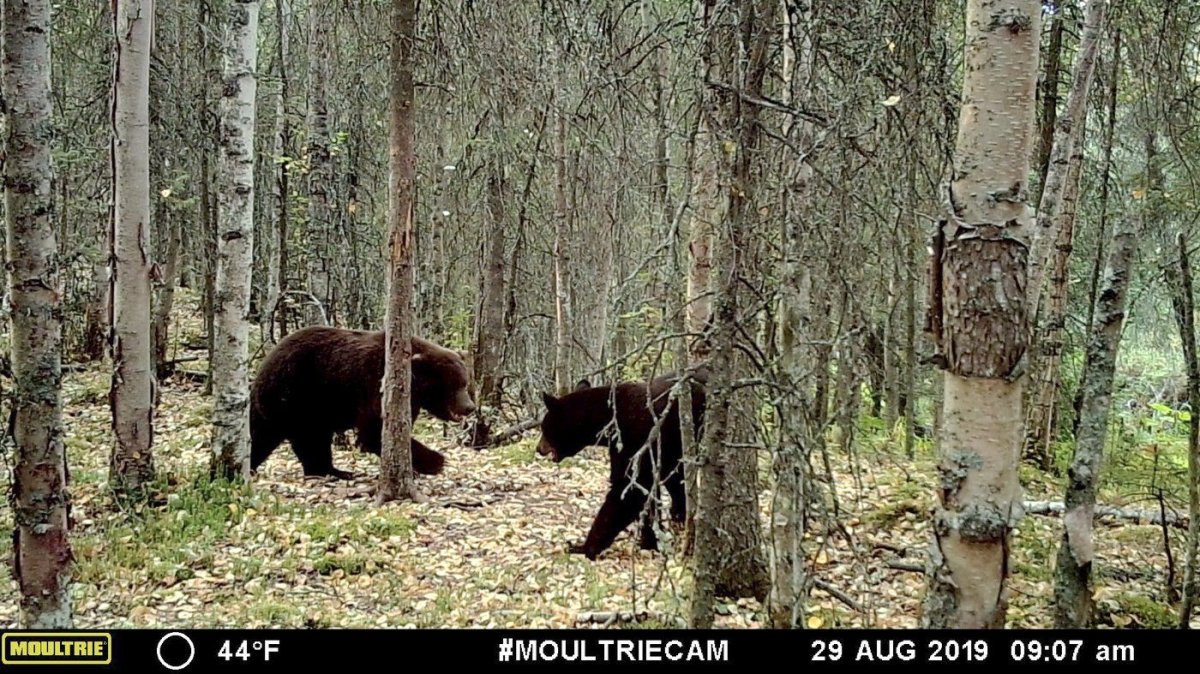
[541,392,559,410]
[574,379,592,391]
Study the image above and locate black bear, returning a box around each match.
[537,367,707,560]
[250,326,476,479]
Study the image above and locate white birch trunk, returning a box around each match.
[210,0,260,480]
[3,0,73,627]
[109,0,157,494]
[922,0,1040,629]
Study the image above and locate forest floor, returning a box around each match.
[0,297,1194,629]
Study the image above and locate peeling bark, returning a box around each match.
[922,0,1040,629]
[4,0,73,627]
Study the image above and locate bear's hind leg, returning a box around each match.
[290,431,354,480]
[664,465,687,524]
[412,439,446,475]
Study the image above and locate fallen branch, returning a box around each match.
[489,418,541,447]
[575,610,681,627]
[813,578,863,612]
[1023,500,1190,529]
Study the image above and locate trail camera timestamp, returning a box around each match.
[810,637,1137,665]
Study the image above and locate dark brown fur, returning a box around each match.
[250,326,475,479]
[537,368,707,559]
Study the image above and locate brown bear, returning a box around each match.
[250,326,476,479]
[537,366,707,560]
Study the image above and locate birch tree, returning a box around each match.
[109,0,157,494]
[922,0,1040,628]
[4,0,73,627]
[210,0,260,480]
[1052,132,1153,627]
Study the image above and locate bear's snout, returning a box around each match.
[536,437,557,460]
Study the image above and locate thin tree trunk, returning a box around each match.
[4,0,73,627]
[210,0,259,481]
[685,114,719,362]
[1025,126,1087,466]
[1035,6,1064,204]
[552,110,572,393]
[922,0,1039,629]
[1173,232,1200,627]
[153,203,181,378]
[305,2,332,326]
[1052,219,1139,626]
[109,0,157,495]
[1073,30,1120,437]
[83,259,110,362]
[264,0,290,342]
[1026,0,1107,317]
[474,164,507,411]
[1052,132,1153,628]
[377,0,419,504]
[769,0,814,628]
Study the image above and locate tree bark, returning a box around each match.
[474,164,507,411]
[1035,6,1064,204]
[377,0,419,504]
[4,0,73,627]
[1052,132,1153,628]
[1171,233,1200,627]
[264,0,291,341]
[552,110,572,393]
[1025,0,1107,317]
[922,0,1040,629]
[304,2,332,326]
[769,0,815,628]
[210,0,259,481]
[109,0,157,495]
[689,0,774,629]
[153,200,181,378]
[1025,127,1087,467]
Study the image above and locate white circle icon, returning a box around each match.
[156,632,196,671]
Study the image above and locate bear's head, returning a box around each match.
[536,379,602,462]
[412,339,476,423]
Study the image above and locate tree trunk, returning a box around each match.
[4,0,73,627]
[1035,6,1064,204]
[474,164,507,411]
[153,201,181,378]
[1024,145,1083,469]
[264,0,290,342]
[552,110,572,393]
[209,0,259,481]
[1052,217,1140,626]
[1025,0,1107,318]
[685,116,720,362]
[922,0,1039,629]
[304,2,332,326]
[82,259,110,362]
[377,0,419,504]
[109,0,157,495]
[1169,232,1200,627]
[689,0,774,629]
[1053,132,1153,627]
[1073,30,1121,437]
[769,0,814,628]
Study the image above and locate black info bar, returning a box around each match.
[0,629,1170,671]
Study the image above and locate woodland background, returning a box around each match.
[2,0,1200,629]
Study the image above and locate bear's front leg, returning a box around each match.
[570,485,646,560]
